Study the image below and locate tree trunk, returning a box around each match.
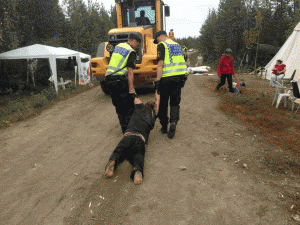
[254,25,262,75]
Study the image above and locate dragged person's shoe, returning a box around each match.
[167,122,177,139]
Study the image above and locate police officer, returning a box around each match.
[153,31,189,139]
[105,33,141,134]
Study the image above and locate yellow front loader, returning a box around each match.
[90,0,173,94]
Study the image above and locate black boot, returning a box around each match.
[167,122,177,139]
[161,125,168,134]
[121,126,127,134]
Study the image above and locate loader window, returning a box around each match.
[121,2,156,27]
[126,6,155,26]
[135,7,155,26]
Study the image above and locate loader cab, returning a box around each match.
[116,0,170,32]
[121,1,156,28]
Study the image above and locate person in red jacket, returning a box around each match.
[270,59,286,87]
[216,48,235,92]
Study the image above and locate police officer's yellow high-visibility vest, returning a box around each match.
[160,39,188,78]
[183,47,188,53]
[105,43,134,76]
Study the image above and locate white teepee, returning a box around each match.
[264,22,300,81]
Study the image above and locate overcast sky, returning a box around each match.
[60,0,220,38]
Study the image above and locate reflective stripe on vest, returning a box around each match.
[105,43,134,76]
[160,39,188,77]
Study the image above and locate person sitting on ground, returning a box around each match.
[104,91,160,185]
[271,59,286,87]
[135,10,151,26]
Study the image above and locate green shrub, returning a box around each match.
[0,97,27,120]
[42,86,57,101]
[69,82,76,92]
[30,94,48,110]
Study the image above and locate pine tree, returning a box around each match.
[0,0,20,51]
[110,5,118,28]
[16,0,65,46]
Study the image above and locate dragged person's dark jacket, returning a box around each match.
[125,103,156,145]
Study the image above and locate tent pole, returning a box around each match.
[32,70,35,86]
[75,65,77,86]
[77,54,82,85]
[27,59,29,83]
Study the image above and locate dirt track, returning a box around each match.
[0,74,299,224]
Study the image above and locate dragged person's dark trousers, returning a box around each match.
[105,75,135,134]
[216,74,234,92]
[109,135,146,180]
[158,75,185,126]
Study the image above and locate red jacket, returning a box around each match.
[218,55,235,76]
[272,64,285,75]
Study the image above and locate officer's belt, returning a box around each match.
[124,132,145,143]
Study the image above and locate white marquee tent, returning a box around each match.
[0,44,91,92]
[56,47,91,84]
[264,22,300,81]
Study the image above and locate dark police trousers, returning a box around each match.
[105,75,135,133]
[109,135,145,180]
[216,74,234,92]
[158,75,185,127]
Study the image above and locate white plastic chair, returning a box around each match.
[275,90,292,108]
[270,73,285,87]
[272,81,286,106]
[294,99,300,113]
[274,70,297,108]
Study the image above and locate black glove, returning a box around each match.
[229,73,233,76]
[154,80,160,94]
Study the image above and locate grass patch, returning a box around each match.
[199,74,300,155]
[0,76,99,129]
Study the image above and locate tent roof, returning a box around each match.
[0,44,79,59]
[56,47,91,59]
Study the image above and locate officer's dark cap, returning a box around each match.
[128,33,141,43]
[153,30,167,44]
